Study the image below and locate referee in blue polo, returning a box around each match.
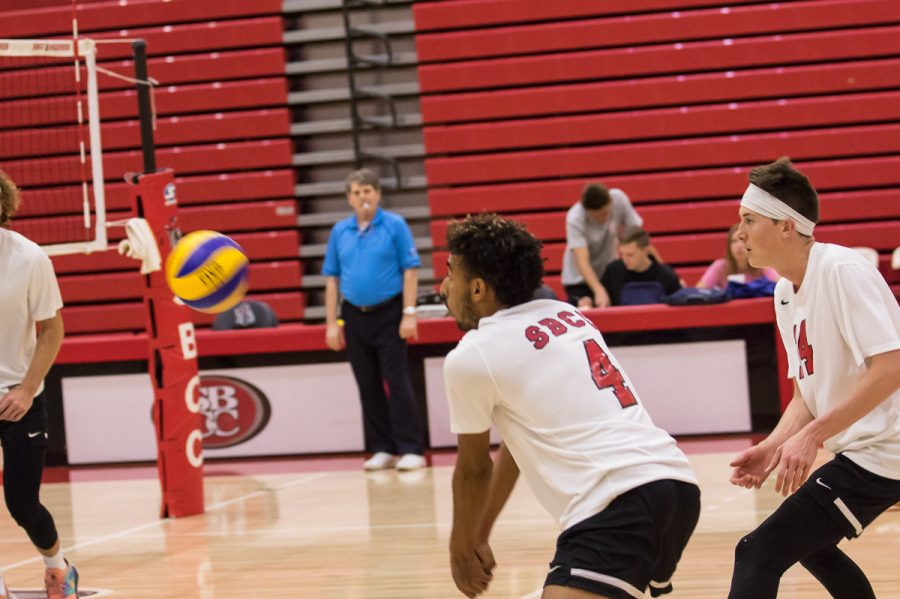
[323,168,426,472]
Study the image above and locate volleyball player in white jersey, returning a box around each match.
[728,158,900,599]
[0,171,80,599]
[440,214,699,599]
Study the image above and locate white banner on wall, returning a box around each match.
[62,363,365,464]
[62,339,752,464]
[425,339,753,448]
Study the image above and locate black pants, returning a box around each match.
[342,297,423,455]
[563,283,594,306]
[728,454,900,599]
[0,392,60,550]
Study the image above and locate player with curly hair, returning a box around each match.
[441,213,699,599]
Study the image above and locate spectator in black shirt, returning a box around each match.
[601,228,681,305]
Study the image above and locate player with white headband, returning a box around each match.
[727,158,900,599]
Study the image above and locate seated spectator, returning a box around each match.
[697,224,779,289]
[601,228,681,306]
[561,183,643,309]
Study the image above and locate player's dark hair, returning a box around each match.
[618,227,650,248]
[0,170,20,228]
[345,168,381,193]
[580,183,611,210]
[446,213,544,307]
[749,157,819,227]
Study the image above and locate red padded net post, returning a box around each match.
[130,168,205,518]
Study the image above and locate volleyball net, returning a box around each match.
[0,37,107,255]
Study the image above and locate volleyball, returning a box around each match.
[165,230,249,313]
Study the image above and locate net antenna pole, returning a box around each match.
[132,39,156,175]
[83,41,107,251]
[128,38,205,518]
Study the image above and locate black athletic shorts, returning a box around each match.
[545,479,701,599]
[0,391,49,449]
[800,453,900,540]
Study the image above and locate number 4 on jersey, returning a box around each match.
[583,339,637,408]
[793,319,815,379]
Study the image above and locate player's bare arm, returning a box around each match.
[572,246,609,308]
[769,349,900,497]
[730,380,812,489]
[399,267,418,340]
[450,431,494,598]
[477,442,519,545]
[323,276,344,351]
[0,311,63,422]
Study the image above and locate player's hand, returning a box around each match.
[766,428,819,497]
[593,286,610,309]
[325,322,345,351]
[475,542,496,575]
[0,387,35,422]
[399,314,418,340]
[450,546,493,598]
[729,442,776,489]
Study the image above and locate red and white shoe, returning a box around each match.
[45,561,79,599]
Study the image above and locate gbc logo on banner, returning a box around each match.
[199,375,272,449]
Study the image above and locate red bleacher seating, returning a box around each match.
[0,0,299,334]
[425,123,900,186]
[424,91,900,154]
[418,26,900,93]
[420,59,900,124]
[415,0,899,62]
[63,291,306,335]
[414,0,900,295]
[8,139,294,187]
[58,262,303,303]
[430,190,900,246]
[5,0,283,38]
[427,156,900,216]
[413,0,777,31]
[50,230,301,275]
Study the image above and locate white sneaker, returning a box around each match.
[396,454,427,471]
[364,452,398,471]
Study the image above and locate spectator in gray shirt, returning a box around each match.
[560,183,643,308]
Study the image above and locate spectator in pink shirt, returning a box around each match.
[698,224,779,289]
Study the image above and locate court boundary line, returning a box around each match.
[0,472,330,572]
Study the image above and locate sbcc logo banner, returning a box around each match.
[199,375,272,449]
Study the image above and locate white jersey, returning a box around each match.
[444,299,697,530]
[0,228,63,393]
[775,243,900,480]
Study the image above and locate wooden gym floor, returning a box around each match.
[1,439,898,598]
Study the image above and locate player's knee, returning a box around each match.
[733,532,772,572]
[7,496,43,530]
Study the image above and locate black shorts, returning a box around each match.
[800,453,900,540]
[0,391,49,449]
[546,479,701,599]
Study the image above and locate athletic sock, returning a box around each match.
[42,548,66,570]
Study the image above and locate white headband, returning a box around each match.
[740,184,815,236]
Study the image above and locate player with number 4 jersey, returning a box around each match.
[441,213,698,599]
[727,158,900,599]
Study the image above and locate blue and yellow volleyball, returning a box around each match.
[165,230,249,313]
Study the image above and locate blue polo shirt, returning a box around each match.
[322,208,420,307]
